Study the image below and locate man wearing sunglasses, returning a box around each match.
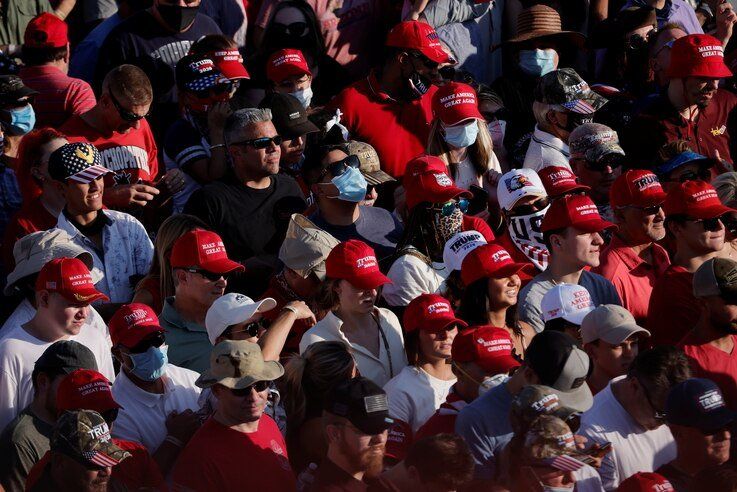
[657,378,736,490]
[578,346,691,491]
[172,340,296,491]
[648,25,687,90]
[654,147,716,192]
[648,180,735,346]
[595,170,670,326]
[109,303,202,475]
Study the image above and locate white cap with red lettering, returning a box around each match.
[541,283,594,325]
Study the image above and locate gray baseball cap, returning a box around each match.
[693,257,737,299]
[569,123,625,163]
[580,304,650,345]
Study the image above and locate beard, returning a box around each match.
[340,440,386,478]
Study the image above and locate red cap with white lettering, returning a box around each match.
[432,82,483,126]
[403,154,471,210]
[461,244,534,285]
[35,257,108,304]
[325,240,391,290]
[209,49,250,80]
[541,194,617,233]
[57,369,121,414]
[266,49,311,83]
[667,34,732,79]
[538,166,590,199]
[170,229,245,274]
[663,180,735,219]
[403,293,467,333]
[385,20,450,64]
[108,303,163,348]
[452,326,521,374]
[610,169,667,208]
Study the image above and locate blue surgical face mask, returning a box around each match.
[3,104,35,135]
[331,166,367,203]
[129,345,168,381]
[289,86,313,108]
[443,120,479,149]
[518,49,557,77]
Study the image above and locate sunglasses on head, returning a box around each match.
[192,81,234,99]
[686,216,723,232]
[109,90,149,122]
[186,268,228,282]
[509,196,550,216]
[432,198,469,217]
[231,135,283,150]
[230,380,270,397]
[129,333,165,354]
[325,154,360,178]
[224,319,264,339]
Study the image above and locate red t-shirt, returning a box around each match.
[679,332,737,409]
[646,265,700,347]
[327,71,436,178]
[172,415,296,492]
[60,114,160,190]
[19,65,96,128]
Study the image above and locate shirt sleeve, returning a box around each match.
[517,283,544,333]
[0,437,38,491]
[383,255,436,307]
[0,368,18,432]
[65,79,97,119]
[164,122,208,173]
[129,216,154,276]
[143,121,160,180]
[455,406,497,481]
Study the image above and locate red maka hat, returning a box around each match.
[541,194,617,233]
[432,82,483,126]
[24,13,68,48]
[403,293,468,333]
[35,257,108,304]
[170,229,244,274]
[57,369,121,414]
[461,243,534,285]
[109,303,163,348]
[538,166,590,198]
[663,180,736,219]
[385,20,451,64]
[617,472,674,492]
[210,49,250,80]
[452,326,521,374]
[667,34,732,79]
[325,240,391,290]
[610,169,666,208]
[266,49,311,83]
[404,154,471,210]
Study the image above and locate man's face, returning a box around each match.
[651,27,687,86]
[631,378,668,430]
[618,204,666,243]
[229,121,281,179]
[673,217,725,255]
[214,382,269,424]
[274,73,312,94]
[400,50,442,86]
[58,176,104,215]
[41,292,90,336]
[280,134,306,167]
[554,228,604,268]
[570,155,622,202]
[314,149,351,199]
[177,269,227,306]
[705,295,737,334]
[524,465,576,490]
[104,91,151,134]
[662,163,711,192]
[52,452,112,492]
[684,76,719,109]
[548,110,592,143]
[334,422,387,479]
[586,335,639,379]
[419,326,458,360]
[679,425,731,467]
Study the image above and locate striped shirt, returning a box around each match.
[19,65,96,128]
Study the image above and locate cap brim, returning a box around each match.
[196,360,284,389]
[60,288,109,305]
[116,326,163,348]
[423,316,468,333]
[269,65,312,82]
[68,165,111,184]
[84,441,130,467]
[690,204,737,220]
[668,61,732,80]
[363,169,396,185]
[561,92,608,114]
[201,258,246,274]
[419,46,451,64]
[697,406,737,433]
[562,306,594,326]
[574,218,618,233]
[493,262,536,279]
[548,183,591,198]
[218,62,250,80]
[478,354,521,374]
[281,119,320,139]
[551,384,594,413]
[599,325,651,345]
[349,271,393,290]
[354,414,396,435]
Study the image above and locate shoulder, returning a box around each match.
[378,308,401,330]
[165,363,200,386]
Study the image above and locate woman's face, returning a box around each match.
[487,274,521,309]
[419,325,458,361]
[336,279,377,315]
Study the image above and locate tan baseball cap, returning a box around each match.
[278,214,339,280]
[347,140,395,185]
[693,257,737,299]
[580,304,650,345]
[196,340,284,390]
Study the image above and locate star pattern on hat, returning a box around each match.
[58,143,107,183]
[185,74,228,92]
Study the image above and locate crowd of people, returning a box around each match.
[2,0,737,490]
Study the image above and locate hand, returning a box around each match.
[159,169,187,194]
[284,301,317,327]
[716,1,736,46]
[105,183,159,207]
[207,101,232,133]
[714,149,734,173]
[404,0,430,20]
[165,409,201,443]
[326,0,343,12]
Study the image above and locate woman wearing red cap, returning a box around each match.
[457,244,536,357]
[299,240,407,386]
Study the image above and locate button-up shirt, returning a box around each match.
[56,209,154,304]
[594,234,671,326]
[522,125,572,172]
[159,296,211,374]
[299,309,407,387]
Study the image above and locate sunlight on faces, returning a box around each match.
[684,76,719,109]
[275,73,312,94]
[617,205,666,243]
[671,218,725,255]
[586,335,640,379]
[52,452,112,492]
[419,325,458,360]
[38,291,90,336]
[229,120,281,178]
[56,176,105,215]
[104,91,151,134]
[223,313,264,344]
[33,137,69,184]
[177,269,227,306]
[315,149,350,198]
[336,279,377,315]
[570,158,621,200]
[552,228,604,268]
[280,134,306,167]
[213,383,269,424]
[487,274,522,309]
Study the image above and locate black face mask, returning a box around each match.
[157,3,199,31]
[401,58,432,101]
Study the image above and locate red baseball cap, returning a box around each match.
[266,49,311,83]
[57,369,121,414]
[663,180,736,219]
[610,170,667,208]
[432,82,483,126]
[170,229,245,274]
[452,326,521,374]
[210,49,250,80]
[385,20,451,64]
[617,472,674,492]
[403,293,468,333]
[403,154,471,210]
[461,243,534,285]
[325,240,391,290]
[35,257,108,304]
[667,34,732,79]
[109,303,163,348]
[538,166,590,198]
[24,13,68,48]
[541,194,617,233]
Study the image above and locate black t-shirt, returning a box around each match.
[656,463,695,491]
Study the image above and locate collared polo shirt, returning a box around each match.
[679,332,737,409]
[326,70,437,178]
[647,265,701,346]
[111,364,201,453]
[522,125,572,172]
[594,235,671,326]
[19,65,96,128]
[159,296,211,374]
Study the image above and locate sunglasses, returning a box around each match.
[129,333,165,354]
[192,81,234,99]
[109,90,149,122]
[224,319,263,339]
[325,154,360,178]
[626,28,657,51]
[509,196,550,216]
[621,203,663,216]
[230,380,270,396]
[408,51,439,70]
[664,168,712,183]
[231,135,283,150]
[686,216,723,232]
[432,198,469,217]
[186,268,228,282]
[273,21,307,37]
[584,154,625,172]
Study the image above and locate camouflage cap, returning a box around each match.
[195,340,285,389]
[534,68,607,115]
[347,140,395,185]
[51,410,130,468]
[0,74,37,104]
[522,415,588,470]
[511,385,580,434]
[569,123,625,163]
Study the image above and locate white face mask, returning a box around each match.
[478,373,509,396]
[289,86,313,108]
[443,120,479,149]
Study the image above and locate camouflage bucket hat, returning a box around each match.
[534,68,608,115]
[51,410,130,467]
[196,340,285,389]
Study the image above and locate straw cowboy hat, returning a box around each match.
[507,5,586,48]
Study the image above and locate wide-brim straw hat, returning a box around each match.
[507,5,586,48]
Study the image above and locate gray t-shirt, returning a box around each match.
[0,407,52,491]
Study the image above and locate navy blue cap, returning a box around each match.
[655,151,712,176]
[665,378,737,432]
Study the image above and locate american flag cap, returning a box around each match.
[48,142,109,184]
[51,409,130,467]
[534,68,608,114]
[523,414,590,469]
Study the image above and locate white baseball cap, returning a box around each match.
[497,168,547,211]
[205,293,277,345]
[581,304,650,345]
[442,230,487,271]
[541,283,594,325]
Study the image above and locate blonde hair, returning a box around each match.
[426,118,494,180]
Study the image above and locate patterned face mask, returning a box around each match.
[435,207,464,244]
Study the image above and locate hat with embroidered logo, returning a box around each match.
[56,369,121,414]
[534,68,607,115]
[443,230,487,271]
[610,169,666,208]
[170,229,245,275]
[667,33,732,79]
[403,293,467,333]
[175,53,229,92]
[693,257,737,300]
[666,378,737,433]
[35,257,108,304]
[569,123,625,163]
[51,410,130,467]
[541,193,617,233]
[663,180,735,219]
[617,472,675,492]
[497,168,547,211]
[432,82,484,126]
[538,166,590,199]
[452,326,520,374]
[511,385,580,432]
[347,140,395,185]
[325,239,391,289]
[403,154,471,210]
[108,303,163,348]
[259,91,318,139]
[461,243,534,285]
[209,49,250,80]
[386,20,450,64]
[266,48,311,83]
[324,376,395,435]
[48,142,109,184]
[24,13,68,48]
[205,293,277,345]
[541,283,594,325]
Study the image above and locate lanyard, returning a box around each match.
[371,311,394,379]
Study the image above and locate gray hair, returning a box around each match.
[532,101,555,128]
[224,108,273,144]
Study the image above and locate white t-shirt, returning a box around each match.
[383,252,449,307]
[0,317,116,431]
[454,153,502,191]
[522,125,572,172]
[574,463,606,492]
[579,376,676,491]
[111,364,201,453]
[383,365,456,433]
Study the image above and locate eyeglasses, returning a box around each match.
[431,198,469,217]
[230,380,270,397]
[663,168,712,183]
[230,135,283,150]
[639,378,666,422]
[324,154,360,178]
[626,28,657,51]
[509,197,550,216]
[620,203,663,216]
[224,319,263,339]
[186,268,228,282]
[192,81,234,99]
[686,216,723,232]
[408,51,439,71]
[128,333,165,354]
[109,90,149,122]
[583,154,625,173]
